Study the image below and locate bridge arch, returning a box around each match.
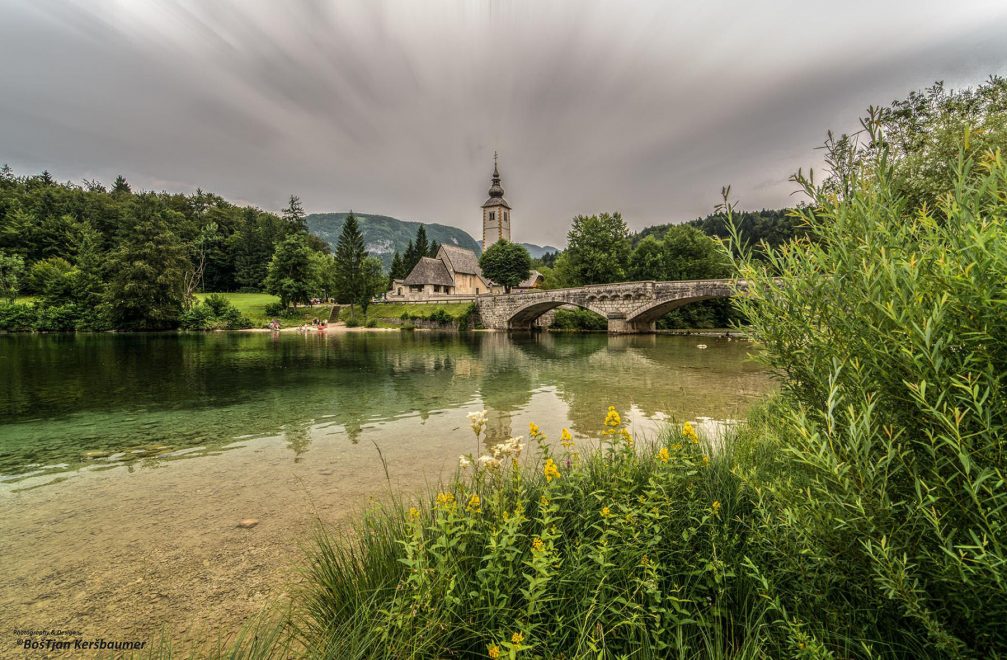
[506,300,609,330]
[625,284,736,325]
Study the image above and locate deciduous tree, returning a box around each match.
[479,239,531,293]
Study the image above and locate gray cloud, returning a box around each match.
[2,0,1006,246]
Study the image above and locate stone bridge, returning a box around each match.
[475,279,748,334]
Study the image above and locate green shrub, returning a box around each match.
[400,321,415,331]
[427,308,453,325]
[0,302,37,331]
[180,296,252,330]
[365,318,378,328]
[728,131,1007,654]
[457,302,479,330]
[263,301,285,317]
[33,304,84,332]
[344,316,361,328]
[550,307,606,331]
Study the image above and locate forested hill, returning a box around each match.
[306,213,481,269]
[520,242,561,259]
[638,208,807,252]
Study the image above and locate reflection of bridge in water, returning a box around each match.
[476,279,747,334]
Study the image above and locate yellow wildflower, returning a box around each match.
[671,442,683,452]
[657,447,670,463]
[604,405,622,428]
[466,494,482,514]
[487,644,501,659]
[511,632,525,644]
[702,454,710,466]
[640,554,650,566]
[712,500,721,514]
[543,458,561,482]
[407,506,420,521]
[531,537,544,553]
[539,494,550,507]
[683,421,699,444]
[620,427,634,447]
[435,492,456,511]
[529,421,541,438]
[561,427,574,448]
[600,506,611,518]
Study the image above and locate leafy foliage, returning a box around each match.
[179,294,252,330]
[553,212,631,285]
[726,119,1007,653]
[264,234,316,308]
[0,250,24,303]
[479,239,531,292]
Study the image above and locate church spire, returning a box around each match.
[488,151,504,199]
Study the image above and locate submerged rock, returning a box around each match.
[237,518,259,529]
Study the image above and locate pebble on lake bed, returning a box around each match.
[696,344,708,349]
[237,519,259,529]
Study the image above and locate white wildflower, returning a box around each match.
[477,454,501,469]
[458,455,472,469]
[467,410,488,437]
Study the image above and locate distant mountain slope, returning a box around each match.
[306,213,482,269]
[520,242,560,258]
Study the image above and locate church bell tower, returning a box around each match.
[481,152,511,253]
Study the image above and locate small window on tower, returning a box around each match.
[489,211,495,221]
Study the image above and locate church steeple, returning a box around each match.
[482,152,511,253]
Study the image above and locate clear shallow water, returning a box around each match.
[0,331,772,483]
[0,330,774,649]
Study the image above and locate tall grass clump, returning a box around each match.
[727,119,1007,654]
[298,414,766,658]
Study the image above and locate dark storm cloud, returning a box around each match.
[2,0,1006,245]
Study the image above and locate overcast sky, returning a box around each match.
[2,1,1006,246]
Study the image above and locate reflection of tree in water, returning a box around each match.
[283,418,313,459]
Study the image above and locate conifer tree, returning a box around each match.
[282,195,307,233]
[413,225,430,264]
[334,212,366,309]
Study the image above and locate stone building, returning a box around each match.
[388,244,493,300]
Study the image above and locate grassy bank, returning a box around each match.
[345,302,475,327]
[194,292,334,328]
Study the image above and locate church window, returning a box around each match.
[489,211,495,221]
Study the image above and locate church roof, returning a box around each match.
[403,257,454,287]
[482,197,512,209]
[438,244,483,275]
[518,270,544,288]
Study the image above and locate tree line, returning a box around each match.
[0,169,390,329]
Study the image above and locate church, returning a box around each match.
[387,156,542,300]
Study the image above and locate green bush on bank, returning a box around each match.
[722,130,1007,654]
[179,294,252,330]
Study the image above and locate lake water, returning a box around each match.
[0,331,773,651]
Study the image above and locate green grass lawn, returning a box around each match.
[195,293,334,328]
[344,301,474,327]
